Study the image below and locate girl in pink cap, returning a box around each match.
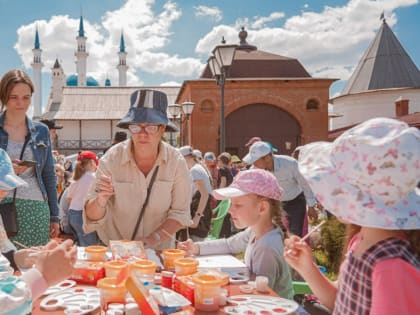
[178,168,294,299]
[285,118,420,314]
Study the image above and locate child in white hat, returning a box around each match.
[178,168,294,299]
[285,118,420,314]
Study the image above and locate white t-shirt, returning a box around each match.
[190,163,212,195]
[68,172,96,211]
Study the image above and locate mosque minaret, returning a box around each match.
[31,27,43,118]
[75,15,88,87]
[117,32,128,86]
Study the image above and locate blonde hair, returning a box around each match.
[257,196,289,239]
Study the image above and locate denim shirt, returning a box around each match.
[0,111,59,223]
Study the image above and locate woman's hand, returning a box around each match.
[177,238,200,256]
[284,235,317,278]
[95,175,114,206]
[12,160,30,175]
[50,222,60,238]
[35,239,77,287]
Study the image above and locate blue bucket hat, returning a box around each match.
[0,149,28,190]
[117,89,178,132]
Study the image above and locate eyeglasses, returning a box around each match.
[128,124,161,135]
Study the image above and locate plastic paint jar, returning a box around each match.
[161,270,174,289]
[104,260,129,279]
[162,249,185,271]
[174,257,199,276]
[97,277,127,311]
[192,274,222,311]
[131,260,157,283]
[85,245,108,261]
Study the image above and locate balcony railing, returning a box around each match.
[58,139,112,151]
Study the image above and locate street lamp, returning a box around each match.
[168,101,195,146]
[208,43,237,153]
[181,100,195,145]
[168,103,181,146]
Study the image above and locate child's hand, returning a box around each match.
[284,235,317,277]
[35,239,77,287]
[177,239,199,256]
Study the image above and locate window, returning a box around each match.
[200,100,215,113]
[306,99,319,111]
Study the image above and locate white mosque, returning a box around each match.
[32,16,180,153]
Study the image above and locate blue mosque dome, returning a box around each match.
[66,74,100,87]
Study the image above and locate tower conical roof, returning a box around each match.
[341,19,420,95]
[78,15,85,37]
[119,32,126,53]
[53,58,61,68]
[34,27,40,49]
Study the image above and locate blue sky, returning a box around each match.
[0,0,419,112]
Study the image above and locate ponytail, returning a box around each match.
[72,158,91,181]
[264,198,289,240]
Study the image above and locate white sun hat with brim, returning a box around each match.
[298,117,420,230]
[0,149,28,190]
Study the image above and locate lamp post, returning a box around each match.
[208,43,237,153]
[168,101,195,146]
[181,100,195,145]
[168,103,181,146]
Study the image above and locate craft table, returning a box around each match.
[32,282,297,315]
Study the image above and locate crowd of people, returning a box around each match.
[0,68,419,314]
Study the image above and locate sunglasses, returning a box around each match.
[128,124,161,135]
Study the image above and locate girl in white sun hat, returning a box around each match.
[285,117,420,315]
[178,168,294,299]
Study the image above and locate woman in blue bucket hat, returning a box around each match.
[84,89,192,249]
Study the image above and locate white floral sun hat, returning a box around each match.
[298,117,419,230]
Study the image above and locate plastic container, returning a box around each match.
[174,257,199,276]
[97,277,127,311]
[85,245,108,261]
[162,249,185,271]
[104,260,129,279]
[161,270,174,289]
[192,274,222,311]
[131,260,157,283]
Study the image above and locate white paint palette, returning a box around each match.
[40,286,100,314]
[43,280,77,296]
[225,295,299,315]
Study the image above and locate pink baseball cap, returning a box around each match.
[213,169,283,200]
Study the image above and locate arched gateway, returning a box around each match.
[226,104,300,158]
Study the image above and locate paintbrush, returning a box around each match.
[12,240,30,249]
[286,220,326,255]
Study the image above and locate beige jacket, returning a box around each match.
[83,140,192,249]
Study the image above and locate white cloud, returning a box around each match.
[194,5,222,22]
[160,81,181,86]
[195,0,418,82]
[136,51,204,77]
[251,12,285,29]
